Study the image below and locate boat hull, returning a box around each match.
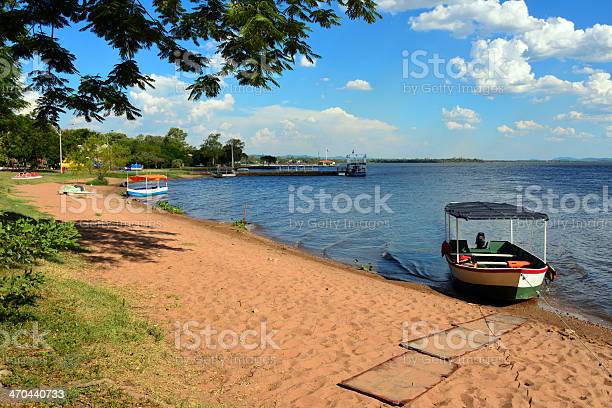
[446,257,547,300]
[126,187,168,197]
[12,176,42,180]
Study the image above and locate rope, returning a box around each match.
[520,274,611,378]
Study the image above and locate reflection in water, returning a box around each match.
[168,163,612,325]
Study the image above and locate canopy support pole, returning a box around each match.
[510,219,514,244]
[456,217,460,263]
[543,220,548,263]
[447,214,451,241]
[444,211,447,241]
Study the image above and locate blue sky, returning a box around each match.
[27,0,612,159]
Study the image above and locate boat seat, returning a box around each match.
[451,253,515,258]
[475,261,509,266]
[448,240,469,253]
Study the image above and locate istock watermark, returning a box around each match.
[60,193,154,215]
[174,320,280,351]
[0,323,51,351]
[516,185,610,214]
[288,185,393,214]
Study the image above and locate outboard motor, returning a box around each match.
[475,232,488,249]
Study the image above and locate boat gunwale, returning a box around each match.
[444,254,548,275]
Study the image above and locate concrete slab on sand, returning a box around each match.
[339,350,458,406]
[457,313,528,336]
[400,326,499,360]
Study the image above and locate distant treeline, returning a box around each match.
[369,158,485,163]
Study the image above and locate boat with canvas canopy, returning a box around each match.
[441,202,557,300]
[126,174,168,197]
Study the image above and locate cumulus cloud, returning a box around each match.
[606,125,612,137]
[299,55,317,68]
[515,120,544,130]
[344,79,373,91]
[442,105,479,130]
[409,0,612,62]
[497,124,514,134]
[552,126,577,136]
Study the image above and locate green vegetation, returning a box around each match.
[0,215,80,270]
[87,177,109,186]
[154,201,185,214]
[232,219,248,230]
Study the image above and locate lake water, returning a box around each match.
[167,163,612,326]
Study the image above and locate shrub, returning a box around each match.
[154,201,184,214]
[87,177,108,186]
[232,219,247,230]
[0,216,81,270]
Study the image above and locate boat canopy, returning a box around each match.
[445,202,549,221]
[128,174,168,182]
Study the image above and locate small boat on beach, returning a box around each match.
[126,174,169,197]
[59,184,95,196]
[12,172,42,180]
[442,202,557,300]
[344,153,367,177]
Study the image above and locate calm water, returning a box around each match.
[167,163,612,325]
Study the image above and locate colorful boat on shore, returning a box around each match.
[126,174,168,197]
[441,202,557,300]
[12,172,42,180]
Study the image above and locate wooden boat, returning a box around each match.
[12,172,42,180]
[126,174,168,197]
[442,202,556,300]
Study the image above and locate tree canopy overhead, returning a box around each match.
[0,0,380,125]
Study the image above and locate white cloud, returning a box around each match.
[453,38,582,95]
[531,96,550,104]
[552,126,577,136]
[409,0,612,62]
[442,105,480,130]
[606,125,612,137]
[545,136,565,143]
[299,55,317,68]
[515,120,544,130]
[251,128,278,146]
[410,0,538,38]
[554,110,612,123]
[344,79,373,91]
[320,77,331,82]
[572,65,604,75]
[497,124,514,134]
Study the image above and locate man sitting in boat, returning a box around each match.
[475,232,488,249]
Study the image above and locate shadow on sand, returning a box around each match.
[75,221,188,265]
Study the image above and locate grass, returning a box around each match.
[0,173,221,407]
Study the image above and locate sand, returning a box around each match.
[14,183,612,407]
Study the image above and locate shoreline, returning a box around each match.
[12,181,612,406]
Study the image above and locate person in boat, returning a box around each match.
[475,232,488,249]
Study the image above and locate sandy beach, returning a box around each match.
[15,182,612,407]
